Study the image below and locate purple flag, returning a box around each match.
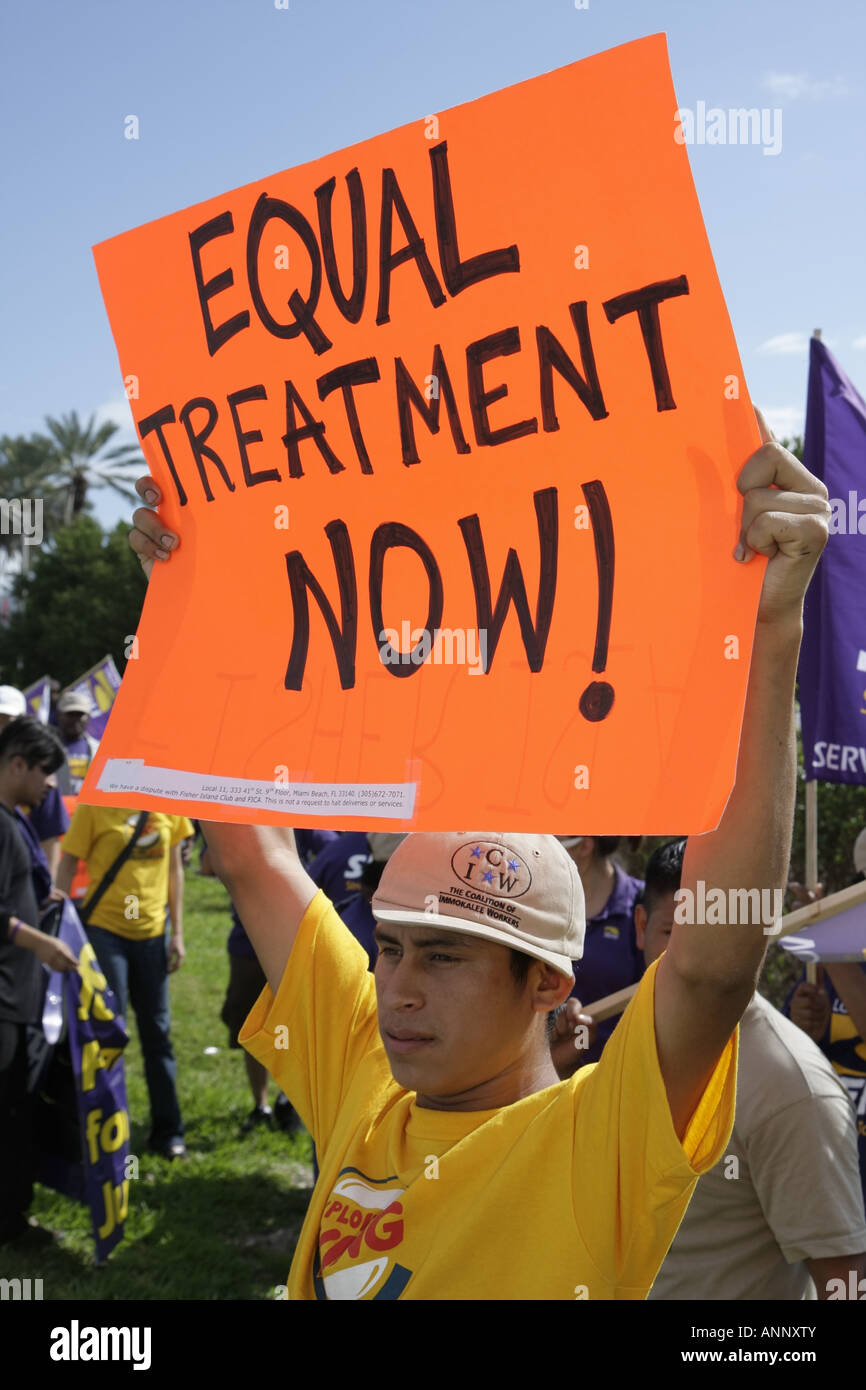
[40,901,131,1262]
[62,655,122,740]
[798,338,866,785]
[23,674,51,723]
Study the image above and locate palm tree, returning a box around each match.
[0,433,66,578]
[43,410,144,523]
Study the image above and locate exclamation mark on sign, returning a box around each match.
[579,480,615,722]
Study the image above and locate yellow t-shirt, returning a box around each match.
[240,891,738,1301]
[62,807,193,940]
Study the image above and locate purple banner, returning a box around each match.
[62,655,122,740]
[798,338,866,784]
[23,675,51,723]
[48,900,131,1261]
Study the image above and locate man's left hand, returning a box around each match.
[550,997,597,1080]
[736,408,830,625]
[168,935,186,973]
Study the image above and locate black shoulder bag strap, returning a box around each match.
[77,811,149,928]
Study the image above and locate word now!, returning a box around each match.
[281,482,615,721]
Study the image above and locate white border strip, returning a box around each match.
[97,759,417,819]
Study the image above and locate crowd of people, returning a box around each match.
[1,679,864,1296]
[2,425,866,1299]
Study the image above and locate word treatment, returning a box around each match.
[138,144,689,499]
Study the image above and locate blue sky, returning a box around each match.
[2,0,863,530]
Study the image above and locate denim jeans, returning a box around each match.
[86,924,184,1149]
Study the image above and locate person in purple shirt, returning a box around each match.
[293,829,339,867]
[24,786,69,881]
[0,688,69,883]
[560,835,644,1064]
[217,830,336,1134]
[54,691,100,797]
[221,903,306,1134]
[334,885,378,966]
[331,834,407,968]
[309,831,372,904]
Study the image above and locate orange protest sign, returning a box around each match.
[83,33,763,831]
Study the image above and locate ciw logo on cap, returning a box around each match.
[451,841,532,898]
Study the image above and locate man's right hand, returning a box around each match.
[789,973,831,1043]
[126,475,314,995]
[128,476,178,580]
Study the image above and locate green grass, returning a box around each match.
[4,871,313,1299]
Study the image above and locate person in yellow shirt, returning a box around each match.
[56,807,193,1160]
[127,413,830,1296]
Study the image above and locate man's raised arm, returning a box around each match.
[654,413,830,1138]
[200,823,318,994]
[127,479,323,994]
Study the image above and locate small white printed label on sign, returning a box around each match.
[97,759,417,819]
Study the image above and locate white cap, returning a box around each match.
[0,686,26,717]
[854,828,866,876]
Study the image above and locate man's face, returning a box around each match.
[16,759,56,810]
[58,710,89,741]
[373,921,554,1104]
[634,890,676,967]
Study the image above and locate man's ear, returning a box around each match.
[634,903,647,950]
[532,962,573,1018]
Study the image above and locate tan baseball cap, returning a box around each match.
[57,690,93,715]
[854,827,866,875]
[372,832,585,978]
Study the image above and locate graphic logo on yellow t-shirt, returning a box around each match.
[126,814,164,860]
[313,1169,412,1301]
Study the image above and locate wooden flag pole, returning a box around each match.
[804,328,822,983]
[583,880,866,1024]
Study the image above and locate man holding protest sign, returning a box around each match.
[126,404,831,1297]
[88,36,784,838]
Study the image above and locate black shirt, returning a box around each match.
[0,802,42,1023]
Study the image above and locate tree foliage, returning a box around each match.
[0,515,145,689]
[43,411,143,522]
[0,433,68,569]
